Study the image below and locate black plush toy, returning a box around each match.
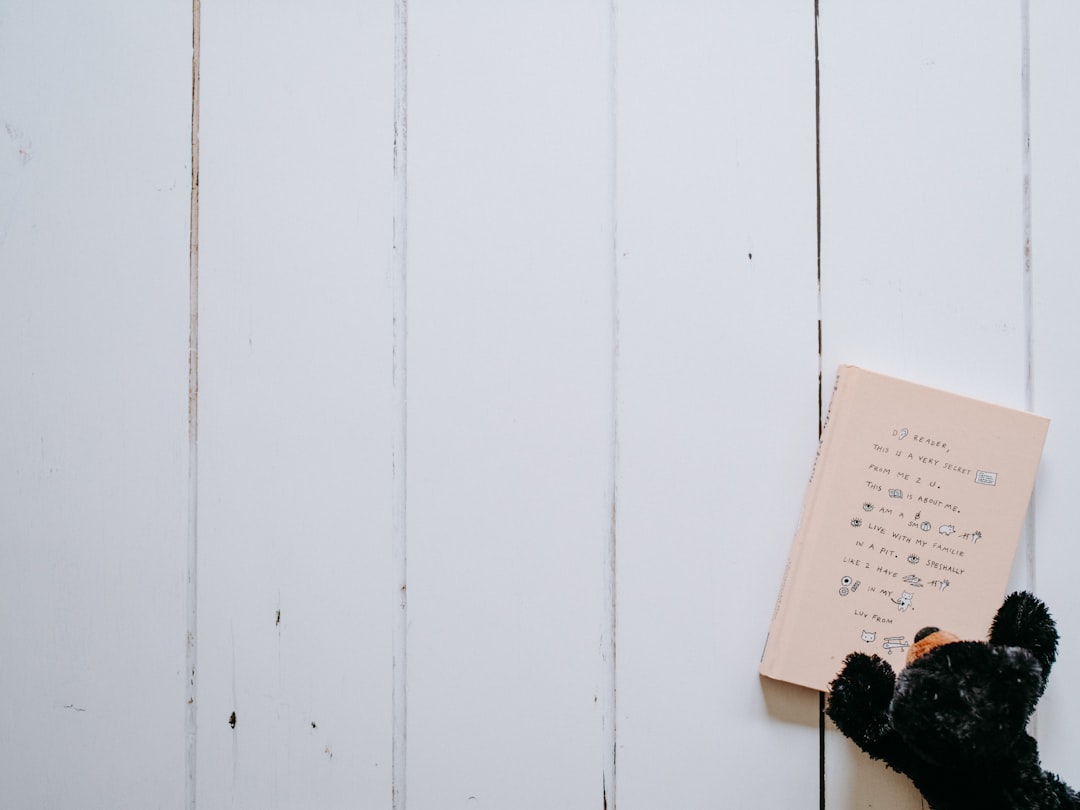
[827,591,1079,810]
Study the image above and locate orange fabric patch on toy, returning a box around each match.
[906,627,961,667]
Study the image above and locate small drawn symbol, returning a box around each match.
[903,574,924,588]
[888,488,904,499]
[883,636,910,654]
[839,576,861,597]
[935,579,951,592]
[970,530,983,544]
[975,470,998,486]
[939,524,956,536]
[862,502,875,512]
[851,518,863,528]
[861,630,877,643]
[919,521,932,532]
[898,428,909,440]
[893,591,914,612]
[907,554,921,565]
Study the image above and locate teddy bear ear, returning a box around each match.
[989,591,1059,687]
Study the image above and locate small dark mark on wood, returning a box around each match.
[276,610,281,626]
[311,721,317,729]
[748,252,753,260]
[228,711,237,729]
[63,704,87,712]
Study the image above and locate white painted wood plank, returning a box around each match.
[1029,0,1080,793]
[614,3,820,807]
[819,2,1027,807]
[404,3,614,808]
[0,2,192,807]
[195,4,395,807]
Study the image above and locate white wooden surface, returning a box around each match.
[195,3,395,808]
[1030,0,1080,792]
[0,3,192,807]
[2,3,1078,809]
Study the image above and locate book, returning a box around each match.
[760,365,1050,692]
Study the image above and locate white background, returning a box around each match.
[2,2,1078,808]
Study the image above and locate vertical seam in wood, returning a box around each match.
[1020,0,1037,598]
[814,2,826,809]
[814,0,824,438]
[392,2,409,809]
[186,1,201,808]
[1021,0,1033,414]
[604,3,619,808]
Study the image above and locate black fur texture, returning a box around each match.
[827,592,1079,810]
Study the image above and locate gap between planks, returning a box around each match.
[391,1,409,809]
[185,1,202,809]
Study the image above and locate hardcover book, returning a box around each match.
[760,365,1049,692]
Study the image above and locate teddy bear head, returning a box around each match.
[888,626,1046,767]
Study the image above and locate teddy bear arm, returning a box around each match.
[826,652,897,752]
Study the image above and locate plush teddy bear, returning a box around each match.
[826,591,1079,810]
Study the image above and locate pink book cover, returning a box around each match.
[760,365,1050,692]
